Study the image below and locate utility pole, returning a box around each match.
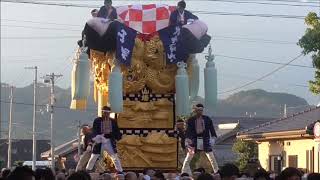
[7,86,14,168]
[43,73,62,172]
[25,66,38,170]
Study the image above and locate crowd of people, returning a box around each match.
[1,164,320,180]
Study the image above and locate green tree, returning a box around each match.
[298,12,320,94]
[232,139,258,171]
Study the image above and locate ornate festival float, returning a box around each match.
[70,2,217,171]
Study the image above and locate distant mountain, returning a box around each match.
[216,89,309,117]
[0,85,310,145]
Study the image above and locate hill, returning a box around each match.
[215,89,309,117]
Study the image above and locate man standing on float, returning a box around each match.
[97,0,117,20]
[86,106,123,173]
[182,103,219,175]
[169,0,198,26]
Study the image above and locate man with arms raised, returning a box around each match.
[86,106,123,173]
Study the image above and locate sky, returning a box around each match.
[1,0,320,105]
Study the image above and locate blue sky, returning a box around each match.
[1,0,319,104]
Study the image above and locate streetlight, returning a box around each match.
[42,73,62,172]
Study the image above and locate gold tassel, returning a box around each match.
[70,99,87,110]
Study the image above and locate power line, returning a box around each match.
[0,100,97,111]
[214,54,314,68]
[214,38,295,44]
[218,53,304,94]
[206,0,319,7]
[195,11,305,19]
[2,19,83,27]
[2,56,69,60]
[254,0,318,4]
[219,72,309,88]
[2,25,80,32]
[2,0,307,19]
[4,0,319,7]
[2,0,99,8]
[1,36,79,39]
[214,35,297,44]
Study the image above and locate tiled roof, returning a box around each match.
[213,116,274,132]
[213,116,274,143]
[238,106,320,135]
[41,139,78,158]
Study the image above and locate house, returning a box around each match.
[237,107,320,174]
[213,116,274,165]
[0,139,50,168]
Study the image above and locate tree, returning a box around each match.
[232,139,258,171]
[298,12,320,94]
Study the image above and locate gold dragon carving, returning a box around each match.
[121,35,177,94]
[90,35,194,95]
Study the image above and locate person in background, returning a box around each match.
[197,173,214,180]
[67,171,91,180]
[7,166,35,180]
[169,0,198,26]
[100,173,112,180]
[278,167,302,180]
[1,168,11,179]
[192,171,202,180]
[307,173,320,180]
[176,119,186,151]
[34,168,54,180]
[181,103,219,175]
[219,163,239,180]
[142,168,155,180]
[76,125,94,171]
[125,172,137,180]
[97,0,117,20]
[153,171,165,180]
[56,172,66,180]
[115,173,125,180]
[254,169,270,180]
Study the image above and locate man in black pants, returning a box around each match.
[86,106,123,173]
[181,103,219,175]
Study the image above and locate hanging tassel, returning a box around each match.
[175,62,190,116]
[189,54,200,101]
[108,61,123,113]
[70,45,91,110]
[204,45,217,116]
